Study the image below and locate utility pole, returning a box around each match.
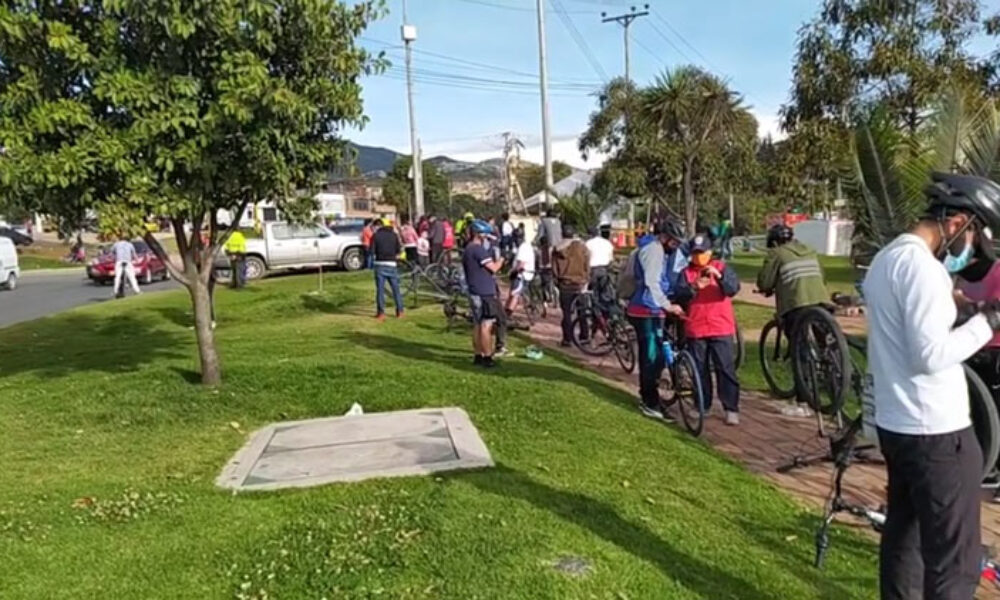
[603,5,648,236]
[535,0,554,210]
[601,5,648,87]
[402,0,424,218]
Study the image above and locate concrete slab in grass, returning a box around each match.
[217,407,492,491]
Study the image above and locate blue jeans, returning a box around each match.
[375,264,403,316]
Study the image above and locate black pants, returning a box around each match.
[495,288,508,348]
[628,315,665,409]
[559,288,583,344]
[687,336,740,413]
[878,426,982,600]
[229,254,245,289]
[782,307,810,405]
[431,243,443,264]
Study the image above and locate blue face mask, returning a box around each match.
[944,243,974,273]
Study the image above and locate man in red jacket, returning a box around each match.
[673,234,742,425]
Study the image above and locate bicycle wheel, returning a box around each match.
[733,326,745,370]
[571,313,613,356]
[966,364,1000,481]
[792,307,851,415]
[674,350,706,437]
[759,319,796,399]
[610,318,636,373]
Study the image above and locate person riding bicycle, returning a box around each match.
[756,223,829,412]
[863,172,1000,600]
[625,217,688,421]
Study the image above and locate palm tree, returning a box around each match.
[553,185,616,233]
[639,67,748,233]
[848,87,1000,265]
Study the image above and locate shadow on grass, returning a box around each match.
[342,331,639,413]
[0,313,187,380]
[459,464,860,600]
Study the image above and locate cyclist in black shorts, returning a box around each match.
[462,219,505,367]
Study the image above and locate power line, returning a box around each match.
[363,36,599,85]
[550,0,609,81]
[646,20,694,64]
[654,13,717,71]
[383,64,596,90]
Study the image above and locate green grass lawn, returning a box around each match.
[17,252,78,270]
[0,274,877,599]
[728,252,859,295]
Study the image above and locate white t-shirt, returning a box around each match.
[514,241,535,281]
[586,236,614,268]
[501,221,514,236]
[863,233,992,435]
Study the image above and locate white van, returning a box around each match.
[0,237,19,291]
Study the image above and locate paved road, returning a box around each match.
[0,269,178,329]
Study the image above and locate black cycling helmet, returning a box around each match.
[766,224,794,248]
[652,217,685,241]
[925,172,1000,234]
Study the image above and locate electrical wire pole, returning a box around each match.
[402,0,424,218]
[601,5,649,85]
[602,5,648,239]
[536,0,554,210]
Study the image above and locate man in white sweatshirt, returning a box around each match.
[863,172,1000,600]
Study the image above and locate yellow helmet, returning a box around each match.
[382,218,391,227]
[463,212,474,220]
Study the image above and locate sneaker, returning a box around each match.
[639,404,665,420]
[559,340,572,348]
[396,311,405,319]
[725,411,740,426]
[494,346,511,358]
[473,355,484,366]
[374,314,386,322]
[482,356,498,368]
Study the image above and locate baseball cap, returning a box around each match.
[690,234,712,253]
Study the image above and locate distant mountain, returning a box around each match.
[344,143,505,182]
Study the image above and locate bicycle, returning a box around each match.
[813,413,1000,590]
[568,290,636,373]
[757,298,851,415]
[657,317,707,436]
[399,256,462,304]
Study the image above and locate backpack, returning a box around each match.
[616,248,640,300]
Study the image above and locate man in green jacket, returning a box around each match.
[757,224,829,412]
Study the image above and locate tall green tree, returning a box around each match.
[783,0,984,135]
[518,160,572,199]
[0,0,385,385]
[640,67,750,233]
[381,156,450,218]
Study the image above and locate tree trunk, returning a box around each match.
[683,157,696,235]
[188,276,221,386]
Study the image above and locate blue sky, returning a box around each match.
[350,0,994,168]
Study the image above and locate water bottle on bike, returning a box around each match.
[661,338,675,366]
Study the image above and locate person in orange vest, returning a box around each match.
[361,219,375,269]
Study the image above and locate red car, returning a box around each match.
[86,241,170,285]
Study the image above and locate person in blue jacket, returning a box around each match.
[626,217,689,420]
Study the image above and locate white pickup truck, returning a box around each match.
[216,221,365,281]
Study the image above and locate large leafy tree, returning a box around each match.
[0,0,385,385]
[381,156,450,218]
[518,160,572,199]
[783,0,984,135]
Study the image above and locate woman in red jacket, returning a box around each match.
[673,234,742,425]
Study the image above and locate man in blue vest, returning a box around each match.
[626,217,689,420]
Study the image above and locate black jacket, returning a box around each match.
[372,227,401,263]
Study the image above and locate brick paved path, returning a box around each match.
[519,306,1000,599]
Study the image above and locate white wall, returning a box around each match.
[793,219,854,256]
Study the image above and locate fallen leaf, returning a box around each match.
[71,497,95,509]
[785,535,798,542]
[644,496,656,505]
[621,480,631,488]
